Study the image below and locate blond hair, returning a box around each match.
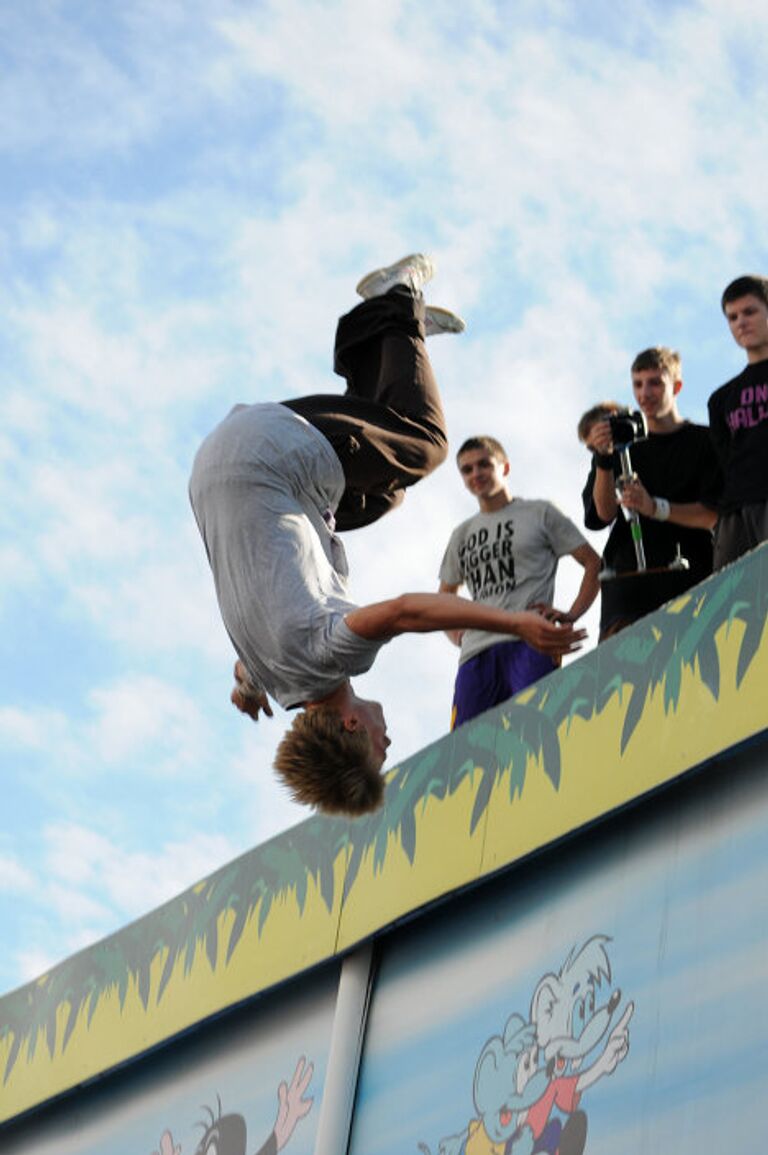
[273,708,385,816]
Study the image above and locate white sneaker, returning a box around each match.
[356,253,435,299]
[425,306,466,336]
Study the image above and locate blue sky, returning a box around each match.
[1,0,766,995]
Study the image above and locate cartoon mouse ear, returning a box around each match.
[472,1036,504,1114]
[501,1013,528,1049]
[530,975,558,1025]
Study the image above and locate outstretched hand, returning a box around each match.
[601,1001,633,1073]
[514,610,586,657]
[273,1056,314,1150]
[151,1131,181,1155]
[231,660,273,721]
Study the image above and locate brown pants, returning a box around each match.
[281,287,448,531]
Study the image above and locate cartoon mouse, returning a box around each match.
[419,1014,549,1155]
[528,937,633,1153]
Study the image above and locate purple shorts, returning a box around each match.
[451,640,557,730]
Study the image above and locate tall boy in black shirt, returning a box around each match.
[709,274,768,568]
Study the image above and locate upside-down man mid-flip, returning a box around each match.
[189,254,585,816]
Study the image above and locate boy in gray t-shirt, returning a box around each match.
[190,257,586,816]
[439,436,600,728]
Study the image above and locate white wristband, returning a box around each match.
[652,496,670,521]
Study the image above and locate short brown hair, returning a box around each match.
[273,708,385,816]
[456,436,508,464]
[630,346,681,379]
[577,401,628,443]
[721,274,768,312]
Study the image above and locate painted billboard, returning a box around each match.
[349,741,768,1154]
[3,965,337,1155]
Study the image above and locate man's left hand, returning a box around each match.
[231,660,273,721]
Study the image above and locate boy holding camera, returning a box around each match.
[581,347,721,639]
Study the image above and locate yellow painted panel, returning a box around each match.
[337,774,486,949]
[1,867,343,1122]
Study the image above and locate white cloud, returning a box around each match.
[46,825,114,887]
[12,285,227,420]
[215,3,424,125]
[0,3,233,156]
[33,461,153,570]
[0,547,38,612]
[0,705,71,752]
[85,675,207,769]
[229,725,311,841]
[16,950,60,987]
[3,821,241,981]
[16,201,62,251]
[0,853,36,894]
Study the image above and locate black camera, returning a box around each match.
[609,409,647,448]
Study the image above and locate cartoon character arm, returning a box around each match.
[269,1056,314,1152]
[575,1001,634,1093]
[151,1131,181,1155]
[437,1129,468,1155]
[253,1134,278,1155]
